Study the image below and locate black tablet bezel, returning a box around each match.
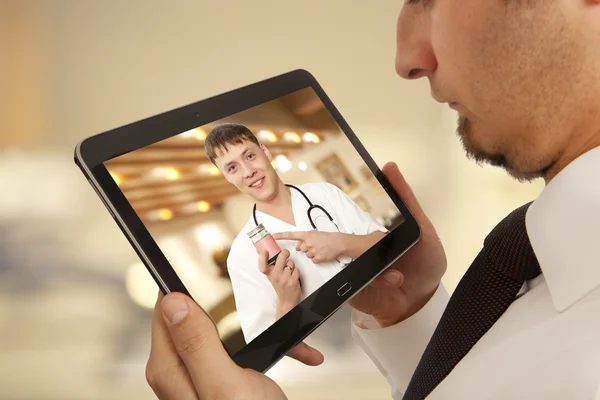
[74,69,421,373]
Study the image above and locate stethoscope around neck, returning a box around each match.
[252,184,339,231]
[253,184,352,266]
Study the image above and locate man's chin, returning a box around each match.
[242,190,262,203]
[247,189,276,204]
[457,116,503,165]
[457,117,544,183]
[503,166,545,183]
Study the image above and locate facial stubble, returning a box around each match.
[456,116,547,182]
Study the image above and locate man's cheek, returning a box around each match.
[226,176,242,191]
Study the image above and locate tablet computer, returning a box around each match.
[74,69,420,373]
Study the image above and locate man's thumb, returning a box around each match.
[382,162,425,220]
[161,293,234,384]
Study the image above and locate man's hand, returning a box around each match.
[272,230,349,264]
[258,250,302,317]
[350,162,447,327]
[146,292,287,400]
[257,249,324,367]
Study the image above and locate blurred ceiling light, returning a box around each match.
[303,132,321,144]
[125,262,157,309]
[298,161,308,171]
[258,130,277,143]
[197,163,221,176]
[148,168,163,178]
[109,171,123,185]
[194,128,208,140]
[208,165,220,176]
[158,208,174,220]
[273,154,292,173]
[181,129,195,138]
[149,167,181,180]
[195,224,228,251]
[182,127,207,140]
[283,131,301,143]
[197,200,211,213]
[164,167,181,180]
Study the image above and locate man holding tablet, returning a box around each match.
[204,123,387,343]
[146,1,600,399]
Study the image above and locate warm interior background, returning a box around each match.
[0,1,544,399]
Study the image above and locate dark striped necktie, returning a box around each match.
[403,202,542,399]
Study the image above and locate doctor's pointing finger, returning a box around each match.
[273,231,349,264]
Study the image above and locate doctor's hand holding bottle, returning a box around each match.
[257,249,301,319]
[257,249,325,366]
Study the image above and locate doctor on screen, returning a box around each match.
[205,123,388,343]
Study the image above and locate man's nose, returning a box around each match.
[395,9,437,80]
[242,164,256,178]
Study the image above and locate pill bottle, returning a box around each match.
[247,224,281,265]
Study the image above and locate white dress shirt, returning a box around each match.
[352,146,600,399]
[228,182,386,343]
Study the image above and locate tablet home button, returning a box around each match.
[337,282,352,297]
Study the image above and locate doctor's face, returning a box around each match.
[396,0,595,181]
[214,141,281,203]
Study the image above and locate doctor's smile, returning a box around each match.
[249,177,265,189]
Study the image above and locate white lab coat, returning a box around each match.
[352,146,600,399]
[227,182,387,343]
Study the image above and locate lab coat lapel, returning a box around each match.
[254,210,296,235]
[290,186,314,232]
[252,187,307,234]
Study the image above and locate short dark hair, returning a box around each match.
[205,123,260,165]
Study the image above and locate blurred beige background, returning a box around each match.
[0,1,544,399]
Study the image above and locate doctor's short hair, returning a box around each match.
[205,123,261,165]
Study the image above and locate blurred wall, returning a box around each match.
[149,211,234,309]
[0,1,47,149]
[1,1,544,399]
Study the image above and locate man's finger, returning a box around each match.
[291,264,301,280]
[272,231,306,241]
[296,240,303,252]
[382,162,425,220]
[147,293,198,400]
[372,269,405,288]
[286,259,296,271]
[287,342,324,366]
[160,293,236,391]
[271,249,290,277]
[149,293,181,367]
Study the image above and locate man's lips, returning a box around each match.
[249,177,265,188]
[430,91,460,110]
[449,102,464,112]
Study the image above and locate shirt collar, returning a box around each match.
[526,145,600,312]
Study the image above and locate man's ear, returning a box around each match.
[261,143,273,162]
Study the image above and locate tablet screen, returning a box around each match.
[103,87,404,355]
